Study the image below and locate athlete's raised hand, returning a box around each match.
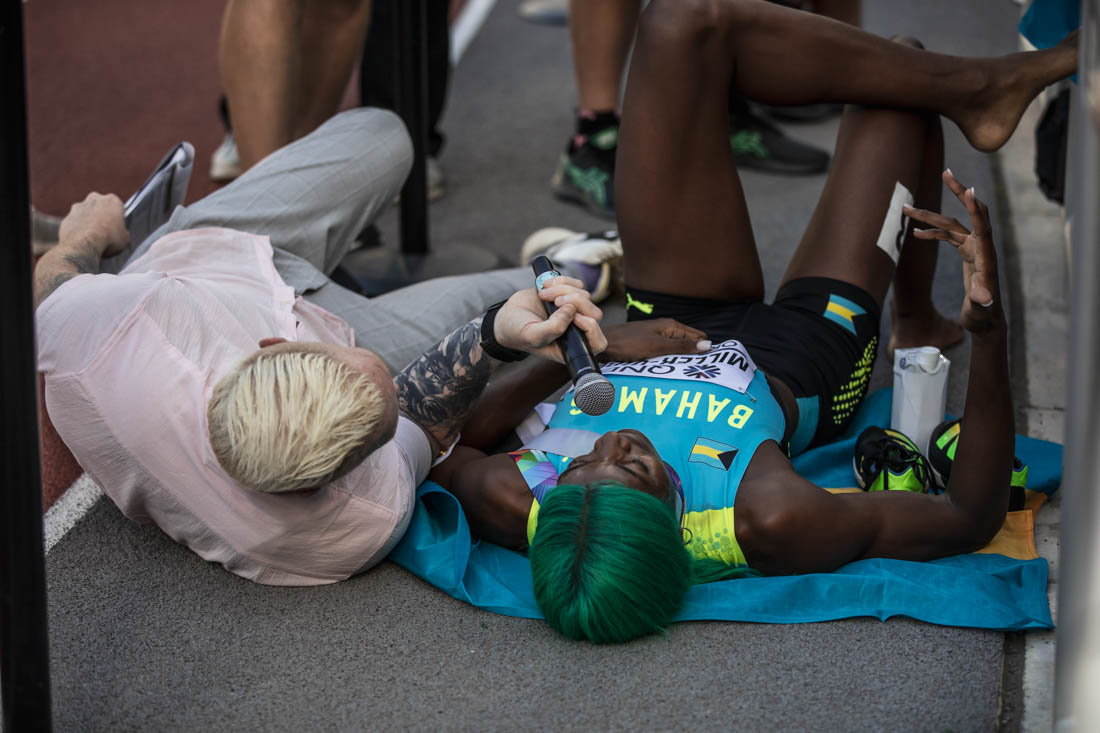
[904,170,1004,334]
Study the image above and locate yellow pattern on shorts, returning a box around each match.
[831,336,878,426]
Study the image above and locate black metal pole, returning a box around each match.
[0,0,54,729]
[393,0,431,254]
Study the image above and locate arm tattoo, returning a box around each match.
[34,241,103,307]
[394,318,493,450]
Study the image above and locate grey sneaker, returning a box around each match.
[520,227,623,303]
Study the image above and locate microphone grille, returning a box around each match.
[574,372,615,416]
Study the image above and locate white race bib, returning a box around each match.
[599,339,757,394]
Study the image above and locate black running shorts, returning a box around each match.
[624,276,881,453]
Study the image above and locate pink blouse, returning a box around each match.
[37,228,430,585]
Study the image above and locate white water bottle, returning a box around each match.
[891,346,950,456]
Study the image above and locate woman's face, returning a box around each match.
[558,429,672,505]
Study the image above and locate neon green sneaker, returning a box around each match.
[853,426,933,493]
[927,418,1029,497]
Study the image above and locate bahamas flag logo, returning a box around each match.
[689,437,739,471]
[824,294,866,335]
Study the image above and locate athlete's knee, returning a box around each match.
[639,0,751,55]
[888,34,925,50]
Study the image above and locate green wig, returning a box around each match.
[529,481,758,644]
[530,482,689,643]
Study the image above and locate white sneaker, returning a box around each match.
[520,227,623,303]
[209,132,242,182]
[517,0,568,25]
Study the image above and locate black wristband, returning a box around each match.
[480,301,528,362]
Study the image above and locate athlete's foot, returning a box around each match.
[956,31,1079,152]
[889,305,964,361]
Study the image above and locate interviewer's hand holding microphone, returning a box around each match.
[490,256,712,415]
[487,257,614,415]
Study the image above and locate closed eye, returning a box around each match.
[559,457,643,484]
[559,459,589,482]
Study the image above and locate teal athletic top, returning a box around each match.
[512,339,787,566]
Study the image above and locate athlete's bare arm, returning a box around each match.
[735,173,1014,574]
[429,319,709,548]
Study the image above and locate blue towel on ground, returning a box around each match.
[1020,0,1080,51]
[1019,0,1080,83]
[390,388,1059,630]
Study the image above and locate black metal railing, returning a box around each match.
[1,0,54,729]
[1055,0,1100,728]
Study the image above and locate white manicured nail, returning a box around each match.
[945,168,953,176]
[697,340,712,351]
[980,298,994,308]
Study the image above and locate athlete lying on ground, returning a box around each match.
[426,0,1078,642]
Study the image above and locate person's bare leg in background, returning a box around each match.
[219,0,371,172]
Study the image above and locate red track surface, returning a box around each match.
[25,0,415,508]
[26,0,231,507]
[26,0,227,214]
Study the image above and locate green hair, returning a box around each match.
[529,481,758,644]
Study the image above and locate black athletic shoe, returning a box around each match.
[927,419,1029,499]
[729,102,830,175]
[853,426,933,494]
[551,124,618,220]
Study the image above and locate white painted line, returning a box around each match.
[451,0,498,65]
[44,474,102,553]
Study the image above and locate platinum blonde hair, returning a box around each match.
[207,348,393,493]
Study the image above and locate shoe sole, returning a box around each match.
[588,262,613,303]
[209,158,241,182]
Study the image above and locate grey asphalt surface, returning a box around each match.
[44,1,1032,730]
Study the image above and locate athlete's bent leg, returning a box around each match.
[779,35,963,354]
[618,0,1075,302]
[616,0,764,301]
[641,0,1075,151]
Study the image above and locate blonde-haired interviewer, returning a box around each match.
[35,108,612,586]
[208,343,396,494]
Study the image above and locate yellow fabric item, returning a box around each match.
[682,507,748,566]
[525,496,748,565]
[526,497,541,547]
[525,487,1047,562]
[826,487,1047,561]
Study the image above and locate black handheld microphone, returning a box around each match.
[532,255,615,416]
